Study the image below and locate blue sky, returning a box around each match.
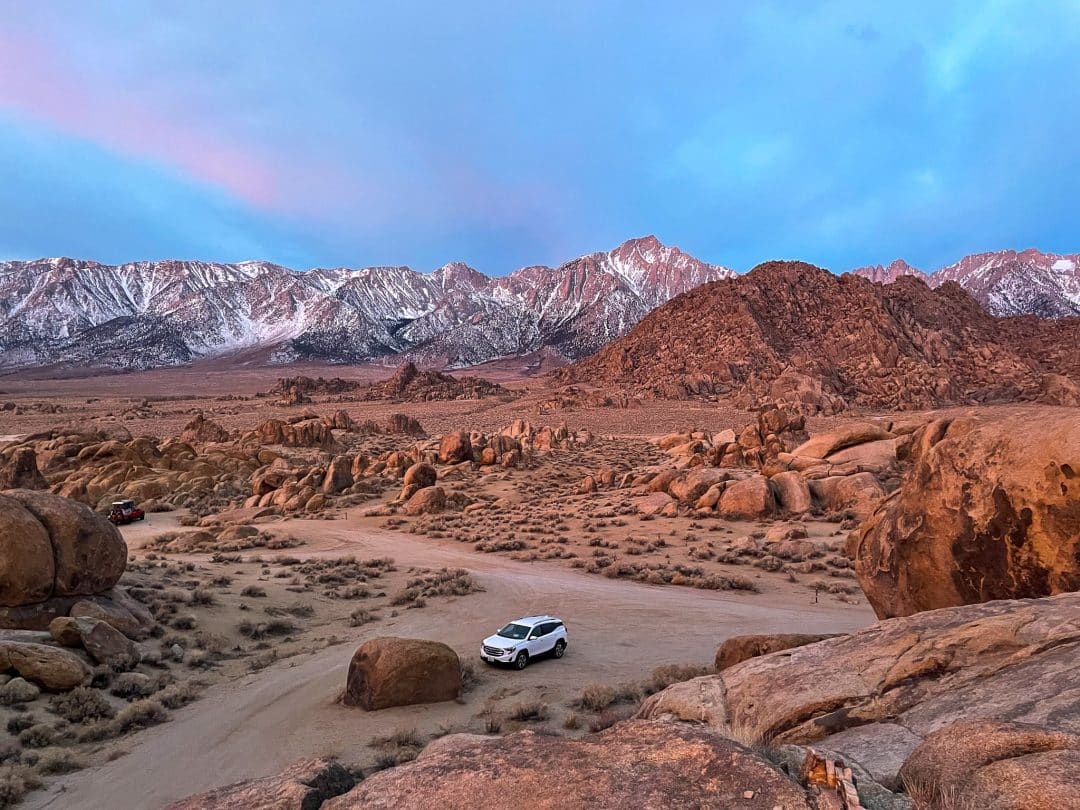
[1,1,1077,274]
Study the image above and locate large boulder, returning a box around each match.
[343,637,461,710]
[438,431,472,464]
[4,489,127,599]
[638,592,1080,789]
[791,423,894,459]
[0,640,91,689]
[898,720,1080,809]
[768,470,812,514]
[850,412,1080,619]
[0,447,48,490]
[164,759,355,810]
[402,462,437,489]
[0,494,55,607]
[717,476,776,519]
[402,486,447,516]
[321,455,354,495]
[323,721,815,809]
[808,472,885,519]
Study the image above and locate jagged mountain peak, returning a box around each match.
[850,248,1080,317]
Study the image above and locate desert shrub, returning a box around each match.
[642,664,713,696]
[348,609,378,627]
[0,765,41,808]
[110,673,158,700]
[588,705,634,732]
[240,585,267,598]
[459,660,480,693]
[562,711,580,730]
[170,615,197,631]
[263,619,295,636]
[507,701,549,722]
[158,682,201,710]
[370,728,422,748]
[573,683,640,713]
[17,724,57,749]
[48,687,115,723]
[110,699,168,734]
[29,747,84,775]
[5,715,36,735]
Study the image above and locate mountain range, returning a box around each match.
[0,239,1076,372]
[850,249,1080,317]
[0,236,733,371]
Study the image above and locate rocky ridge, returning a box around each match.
[557,261,1079,410]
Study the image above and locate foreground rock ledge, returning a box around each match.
[164,758,355,810]
[329,722,815,809]
[638,591,1080,789]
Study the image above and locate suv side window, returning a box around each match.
[538,622,556,636]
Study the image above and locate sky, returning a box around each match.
[1,1,1078,275]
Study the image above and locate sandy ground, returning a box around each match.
[25,517,872,810]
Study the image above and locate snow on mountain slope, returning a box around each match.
[850,249,1080,317]
[0,236,734,370]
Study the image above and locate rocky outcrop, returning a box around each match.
[242,418,336,450]
[324,721,815,809]
[164,759,355,810]
[179,414,231,444]
[638,593,1080,789]
[850,411,1080,618]
[359,362,510,402]
[898,720,1080,809]
[0,447,48,490]
[0,491,126,610]
[343,637,462,711]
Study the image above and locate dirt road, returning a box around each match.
[27,522,873,809]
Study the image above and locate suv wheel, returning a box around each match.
[514,652,529,670]
[553,640,566,659]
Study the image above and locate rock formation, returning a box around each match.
[0,447,48,490]
[850,410,1080,618]
[556,261,1079,409]
[343,637,462,710]
[0,490,127,610]
[359,362,510,402]
[638,592,1080,791]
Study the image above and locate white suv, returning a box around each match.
[480,615,568,670]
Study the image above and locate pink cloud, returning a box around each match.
[0,32,279,207]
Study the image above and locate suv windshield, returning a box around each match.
[496,623,529,640]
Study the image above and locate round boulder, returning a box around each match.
[402,486,447,516]
[343,637,462,711]
[0,494,55,607]
[402,463,437,489]
[5,490,127,598]
[438,431,472,465]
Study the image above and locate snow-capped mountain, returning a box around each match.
[850,249,1080,317]
[0,236,735,370]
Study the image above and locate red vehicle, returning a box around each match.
[108,500,145,525]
